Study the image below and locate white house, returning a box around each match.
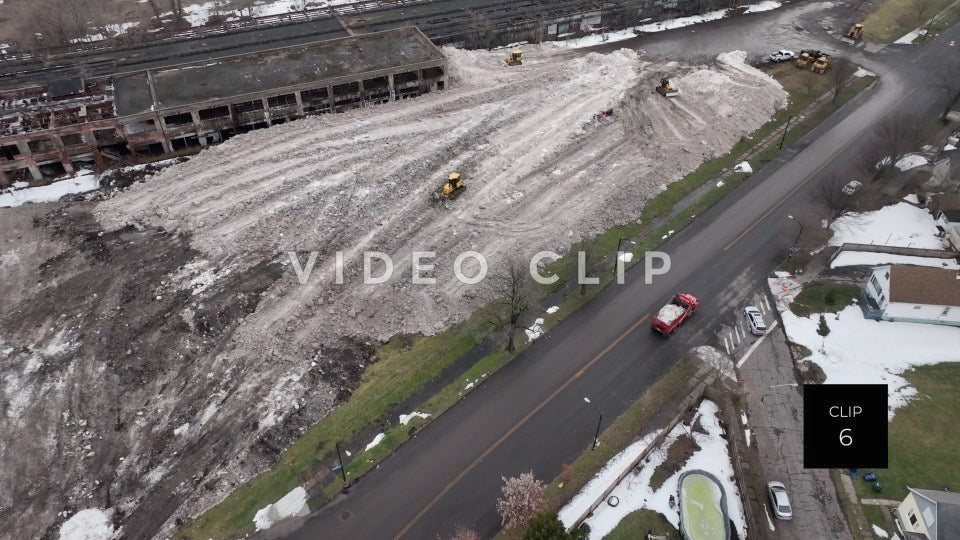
[932,194,960,250]
[862,265,960,326]
[893,487,960,540]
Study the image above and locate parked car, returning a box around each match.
[842,180,862,195]
[769,50,797,62]
[743,306,767,336]
[768,481,793,520]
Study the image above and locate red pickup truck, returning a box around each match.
[651,293,699,337]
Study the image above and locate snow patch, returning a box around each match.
[399,411,430,425]
[779,305,960,417]
[525,317,545,342]
[733,161,753,173]
[562,400,746,538]
[364,432,385,452]
[59,508,116,540]
[895,153,927,171]
[253,486,309,531]
[830,202,944,249]
[872,524,889,538]
[0,170,99,208]
[618,252,634,263]
[546,305,560,314]
[830,251,959,270]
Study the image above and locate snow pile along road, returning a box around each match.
[830,202,946,249]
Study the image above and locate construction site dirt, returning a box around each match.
[0,45,786,538]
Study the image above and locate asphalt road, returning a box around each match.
[289,5,960,540]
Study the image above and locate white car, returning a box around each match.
[743,306,767,336]
[768,481,793,520]
[769,50,796,62]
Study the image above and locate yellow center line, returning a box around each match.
[393,313,651,540]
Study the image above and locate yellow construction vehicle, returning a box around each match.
[656,78,680,97]
[841,23,864,44]
[504,49,522,66]
[795,51,813,68]
[433,171,465,201]
[811,55,830,73]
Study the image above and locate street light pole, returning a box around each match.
[584,397,603,450]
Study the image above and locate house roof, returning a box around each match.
[888,266,960,307]
[943,209,960,223]
[911,488,960,537]
[934,194,960,223]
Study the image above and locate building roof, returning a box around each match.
[888,265,960,307]
[113,26,444,117]
[911,488,960,537]
[934,194,960,223]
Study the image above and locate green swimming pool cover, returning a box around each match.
[678,470,730,540]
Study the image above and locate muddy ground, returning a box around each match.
[1,46,785,538]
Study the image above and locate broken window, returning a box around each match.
[198,106,230,121]
[163,113,193,127]
[266,94,297,108]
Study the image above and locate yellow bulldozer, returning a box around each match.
[795,51,814,68]
[841,23,864,44]
[504,49,523,66]
[811,55,830,73]
[656,78,680,97]
[433,171,465,201]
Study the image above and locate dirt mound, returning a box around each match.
[0,46,785,539]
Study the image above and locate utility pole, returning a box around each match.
[334,442,347,482]
[584,397,603,450]
[779,114,794,150]
[612,237,624,278]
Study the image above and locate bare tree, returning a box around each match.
[465,10,496,50]
[874,112,921,164]
[858,141,895,181]
[799,71,819,96]
[482,257,533,352]
[810,174,852,222]
[831,57,854,104]
[496,471,546,530]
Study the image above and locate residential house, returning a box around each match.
[932,194,960,250]
[893,487,960,540]
[861,265,960,326]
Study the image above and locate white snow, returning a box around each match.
[902,193,920,204]
[733,161,753,173]
[618,252,634,263]
[364,432,385,452]
[173,423,190,436]
[563,400,746,538]
[548,1,783,49]
[872,523,890,538]
[0,170,99,208]
[58,508,115,540]
[853,67,876,78]
[779,305,960,417]
[398,411,430,425]
[716,180,725,188]
[252,486,310,531]
[895,153,928,171]
[945,144,957,151]
[546,305,560,314]
[830,202,945,249]
[655,304,685,325]
[525,317,546,341]
[830,251,959,270]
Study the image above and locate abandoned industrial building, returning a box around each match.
[0,26,446,186]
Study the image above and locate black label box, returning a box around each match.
[803,384,888,469]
